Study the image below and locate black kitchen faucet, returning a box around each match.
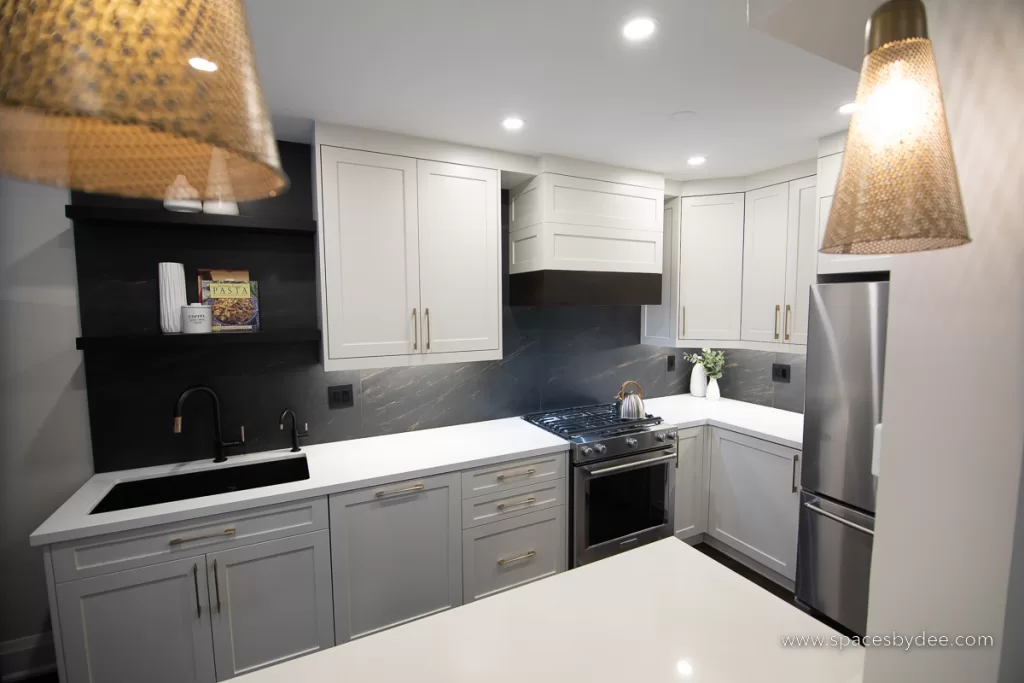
[173,386,245,463]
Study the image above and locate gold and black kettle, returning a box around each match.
[615,380,646,419]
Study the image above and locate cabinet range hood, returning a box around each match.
[507,165,665,306]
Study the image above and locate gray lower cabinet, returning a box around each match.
[462,506,565,603]
[674,426,707,539]
[707,428,801,580]
[206,531,335,679]
[330,472,463,642]
[56,555,217,683]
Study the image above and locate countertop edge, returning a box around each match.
[32,397,804,547]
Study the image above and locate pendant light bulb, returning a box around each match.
[821,0,969,255]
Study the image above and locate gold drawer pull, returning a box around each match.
[497,497,537,511]
[375,483,425,498]
[497,467,536,481]
[169,528,235,546]
[498,550,537,566]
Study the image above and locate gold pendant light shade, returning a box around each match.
[0,0,287,201]
[821,0,969,254]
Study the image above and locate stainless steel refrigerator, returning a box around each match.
[796,280,888,636]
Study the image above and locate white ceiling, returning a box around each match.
[245,0,859,180]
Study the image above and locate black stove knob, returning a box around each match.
[581,446,594,457]
[626,437,639,448]
[593,443,608,454]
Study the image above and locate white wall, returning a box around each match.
[864,2,1024,682]
[0,179,93,679]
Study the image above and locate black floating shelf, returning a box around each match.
[66,205,316,235]
[76,329,321,352]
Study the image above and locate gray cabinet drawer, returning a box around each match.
[461,478,564,529]
[461,452,566,499]
[51,498,328,583]
[462,507,566,603]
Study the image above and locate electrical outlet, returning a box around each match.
[667,355,676,372]
[328,384,354,410]
[772,363,791,384]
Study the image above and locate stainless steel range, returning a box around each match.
[522,404,677,567]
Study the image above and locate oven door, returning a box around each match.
[573,447,676,566]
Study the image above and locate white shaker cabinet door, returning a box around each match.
[206,531,335,679]
[416,160,500,354]
[784,176,818,346]
[673,426,707,539]
[708,428,801,581]
[330,472,463,642]
[677,194,744,341]
[56,556,216,683]
[741,183,790,343]
[320,146,420,360]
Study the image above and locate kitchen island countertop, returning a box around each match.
[235,537,861,683]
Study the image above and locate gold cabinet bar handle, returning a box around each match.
[496,497,537,511]
[497,550,537,566]
[496,467,536,481]
[774,304,780,340]
[412,308,418,350]
[192,564,201,619]
[681,305,686,337]
[213,559,222,613]
[169,528,236,547]
[375,483,425,498]
[425,308,431,350]
[785,304,792,341]
[792,454,800,493]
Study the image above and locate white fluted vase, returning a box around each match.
[690,365,707,397]
[158,263,187,334]
[706,378,721,401]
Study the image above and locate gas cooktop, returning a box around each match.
[522,403,672,464]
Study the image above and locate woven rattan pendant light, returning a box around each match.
[0,0,287,201]
[821,0,969,254]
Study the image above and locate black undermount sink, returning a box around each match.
[90,456,310,514]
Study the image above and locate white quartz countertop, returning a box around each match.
[31,396,803,547]
[646,395,804,449]
[235,538,861,683]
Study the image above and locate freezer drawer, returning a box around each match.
[796,491,874,635]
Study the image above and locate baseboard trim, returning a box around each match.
[1,634,56,682]
[702,535,796,593]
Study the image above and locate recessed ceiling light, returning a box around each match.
[502,116,524,131]
[668,110,697,122]
[687,156,707,166]
[623,17,656,41]
[189,57,218,72]
[837,102,857,115]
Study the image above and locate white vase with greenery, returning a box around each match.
[684,348,725,401]
[689,363,707,397]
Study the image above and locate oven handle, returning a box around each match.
[584,451,677,477]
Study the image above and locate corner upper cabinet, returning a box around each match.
[740,178,817,349]
[815,151,892,276]
[641,194,744,346]
[317,146,501,371]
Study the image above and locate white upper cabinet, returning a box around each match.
[679,194,745,341]
[784,176,818,345]
[417,161,500,354]
[816,151,892,275]
[509,173,663,275]
[316,139,502,371]
[320,147,420,362]
[741,184,790,343]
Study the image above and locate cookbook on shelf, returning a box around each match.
[200,280,261,333]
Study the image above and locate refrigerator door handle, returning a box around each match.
[803,501,875,536]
